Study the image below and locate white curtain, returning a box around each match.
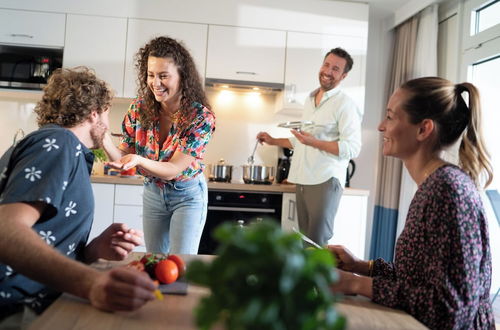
[395,4,439,238]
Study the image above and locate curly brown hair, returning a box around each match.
[35,67,112,127]
[135,36,211,131]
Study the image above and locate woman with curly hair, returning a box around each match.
[104,36,216,255]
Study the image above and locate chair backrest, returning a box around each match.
[486,190,500,227]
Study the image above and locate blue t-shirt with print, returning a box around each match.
[0,124,95,316]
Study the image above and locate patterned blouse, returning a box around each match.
[119,97,215,185]
[372,165,494,329]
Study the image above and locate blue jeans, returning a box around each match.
[142,175,207,254]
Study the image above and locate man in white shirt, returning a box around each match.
[257,47,362,245]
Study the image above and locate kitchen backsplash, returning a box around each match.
[0,89,299,182]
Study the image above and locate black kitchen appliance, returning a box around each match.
[345,159,356,188]
[276,147,293,183]
[0,44,63,90]
[198,190,282,254]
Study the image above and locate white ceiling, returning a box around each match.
[340,0,413,14]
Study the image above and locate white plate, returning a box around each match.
[277,121,314,129]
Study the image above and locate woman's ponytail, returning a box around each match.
[457,82,493,188]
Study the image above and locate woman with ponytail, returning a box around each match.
[328,77,494,329]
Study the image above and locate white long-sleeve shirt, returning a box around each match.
[287,86,362,186]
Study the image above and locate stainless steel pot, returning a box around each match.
[242,165,275,184]
[208,159,233,182]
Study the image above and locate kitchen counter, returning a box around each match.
[29,253,425,330]
[91,175,369,196]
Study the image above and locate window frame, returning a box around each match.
[462,0,500,52]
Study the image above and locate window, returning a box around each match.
[462,0,500,299]
[471,0,500,34]
[469,55,500,189]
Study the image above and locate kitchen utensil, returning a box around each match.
[208,159,233,182]
[277,120,314,131]
[242,164,275,184]
[248,139,259,165]
[292,227,322,249]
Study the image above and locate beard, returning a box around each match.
[90,119,107,149]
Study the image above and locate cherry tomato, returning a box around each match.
[167,254,186,277]
[155,259,178,284]
[126,260,145,272]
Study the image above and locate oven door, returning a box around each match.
[198,205,280,255]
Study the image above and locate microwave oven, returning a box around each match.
[0,44,63,90]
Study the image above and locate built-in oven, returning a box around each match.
[0,44,63,90]
[198,190,282,254]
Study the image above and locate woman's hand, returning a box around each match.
[328,245,361,272]
[106,154,142,171]
[331,269,373,298]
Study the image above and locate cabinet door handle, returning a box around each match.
[10,33,34,39]
[288,199,296,221]
[286,84,296,103]
[236,71,256,75]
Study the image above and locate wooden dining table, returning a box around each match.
[28,253,427,330]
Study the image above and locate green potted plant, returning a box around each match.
[91,148,107,175]
[187,220,346,330]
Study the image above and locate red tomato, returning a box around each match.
[167,254,186,277]
[126,260,145,272]
[155,259,178,284]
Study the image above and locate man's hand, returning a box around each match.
[290,129,316,146]
[256,132,275,145]
[88,267,156,312]
[85,223,144,263]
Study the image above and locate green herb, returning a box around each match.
[91,148,107,162]
[187,220,346,330]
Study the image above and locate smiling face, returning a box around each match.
[378,88,421,160]
[147,56,181,107]
[318,53,348,91]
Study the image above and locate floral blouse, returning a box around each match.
[372,165,494,329]
[119,98,215,185]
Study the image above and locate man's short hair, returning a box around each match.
[324,47,354,74]
[34,67,112,128]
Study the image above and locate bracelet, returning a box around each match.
[368,260,374,277]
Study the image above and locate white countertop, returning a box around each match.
[91,175,369,196]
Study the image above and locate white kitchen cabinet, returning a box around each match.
[206,25,286,84]
[281,192,298,233]
[281,190,368,259]
[64,14,127,96]
[276,31,367,116]
[0,9,65,47]
[113,184,146,252]
[123,18,208,98]
[328,194,368,259]
[89,183,114,243]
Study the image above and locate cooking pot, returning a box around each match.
[242,165,275,184]
[208,159,233,182]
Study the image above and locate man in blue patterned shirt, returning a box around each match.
[0,67,156,326]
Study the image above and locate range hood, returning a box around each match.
[205,78,284,93]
